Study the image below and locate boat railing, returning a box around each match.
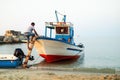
[45,22,73,28]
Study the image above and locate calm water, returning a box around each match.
[0,36,120,70]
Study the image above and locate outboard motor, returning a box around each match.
[14,48,25,61]
[14,48,34,62]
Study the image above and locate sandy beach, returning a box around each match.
[0,67,120,80]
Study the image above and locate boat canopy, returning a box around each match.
[45,22,75,44]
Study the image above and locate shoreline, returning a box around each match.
[0,67,120,80]
[29,66,120,74]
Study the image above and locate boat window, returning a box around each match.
[56,27,68,34]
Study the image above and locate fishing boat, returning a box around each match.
[0,48,25,68]
[34,11,84,62]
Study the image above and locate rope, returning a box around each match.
[31,56,40,66]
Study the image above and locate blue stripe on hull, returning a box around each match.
[37,36,76,46]
[66,48,82,52]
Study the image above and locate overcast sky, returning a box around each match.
[0,0,120,37]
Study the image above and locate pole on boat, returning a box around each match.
[22,36,36,68]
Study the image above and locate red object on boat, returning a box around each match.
[40,54,80,62]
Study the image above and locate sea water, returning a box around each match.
[0,36,120,71]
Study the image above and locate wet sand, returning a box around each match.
[0,67,120,80]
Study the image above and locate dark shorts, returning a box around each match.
[24,32,35,40]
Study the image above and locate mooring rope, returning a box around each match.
[31,56,40,66]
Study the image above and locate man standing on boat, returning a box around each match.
[24,22,39,50]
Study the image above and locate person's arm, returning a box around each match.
[33,29,39,36]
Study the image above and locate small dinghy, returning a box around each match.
[0,48,25,68]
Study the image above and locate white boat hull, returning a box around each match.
[34,38,84,62]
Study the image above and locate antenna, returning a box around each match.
[55,10,66,23]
